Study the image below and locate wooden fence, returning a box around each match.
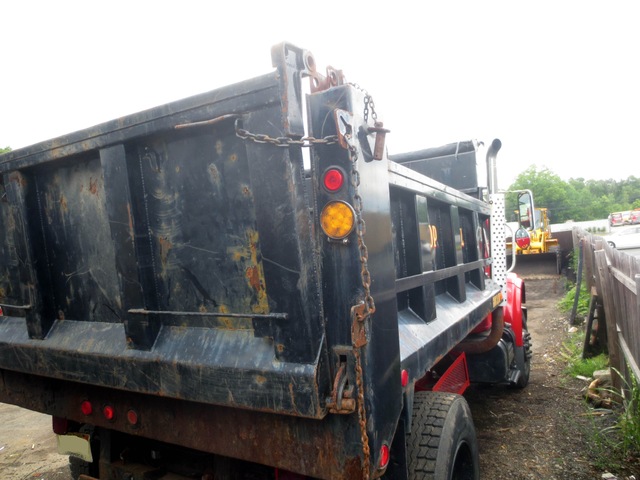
[574,228,640,391]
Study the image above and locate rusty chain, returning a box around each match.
[349,83,378,124]
[345,132,375,480]
[235,121,339,148]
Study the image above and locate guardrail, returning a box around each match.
[574,228,640,391]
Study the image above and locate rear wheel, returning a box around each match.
[512,328,532,388]
[510,304,531,389]
[406,391,479,480]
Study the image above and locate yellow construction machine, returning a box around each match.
[509,191,562,275]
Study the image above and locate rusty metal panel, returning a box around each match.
[0,370,364,480]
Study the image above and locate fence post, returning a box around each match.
[570,238,584,325]
[594,249,622,390]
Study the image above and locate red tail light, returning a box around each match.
[103,405,116,421]
[379,444,390,470]
[401,369,409,387]
[126,409,139,426]
[322,168,345,192]
[80,400,93,416]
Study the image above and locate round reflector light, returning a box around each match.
[126,409,139,426]
[514,227,531,250]
[320,201,355,239]
[379,444,390,470]
[103,405,116,421]
[80,400,93,416]
[323,168,345,192]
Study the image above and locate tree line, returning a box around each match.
[507,166,640,224]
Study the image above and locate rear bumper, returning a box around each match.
[0,316,325,418]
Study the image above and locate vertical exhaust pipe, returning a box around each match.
[486,138,502,194]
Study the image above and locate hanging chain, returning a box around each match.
[345,126,376,480]
[348,146,376,318]
[349,83,378,124]
[235,120,339,148]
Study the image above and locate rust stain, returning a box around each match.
[229,153,238,162]
[254,375,266,385]
[216,305,239,329]
[247,230,269,314]
[89,177,99,195]
[126,203,134,239]
[9,172,28,188]
[288,383,297,412]
[59,194,68,212]
[226,229,270,321]
[158,236,173,266]
[241,185,251,198]
[208,163,221,186]
[245,266,261,291]
[215,140,223,156]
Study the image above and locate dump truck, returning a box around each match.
[0,43,530,480]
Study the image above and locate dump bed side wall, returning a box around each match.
[387,161,502,379]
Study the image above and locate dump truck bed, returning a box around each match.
[0,44,504,479]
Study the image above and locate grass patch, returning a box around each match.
[558,280,590,318]
[560,330,608,378]
[559,331,640,473]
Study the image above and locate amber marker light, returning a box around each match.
[320,201,356,239]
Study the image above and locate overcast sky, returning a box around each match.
[1,1,638,188]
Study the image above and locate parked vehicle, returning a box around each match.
[631,210,640,225]
[607,226,640,250]
[609,212,625,227]
[0,43,530,480]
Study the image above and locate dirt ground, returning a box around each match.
[1,273,639,480]
[467,273,638,480]
[0,403,71,480]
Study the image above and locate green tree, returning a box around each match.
[0,146,10,154]
[508,167,640,223]
[508,166,575,223]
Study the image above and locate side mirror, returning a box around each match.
[517,192,534,229]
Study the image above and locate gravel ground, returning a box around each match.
[467,273,640,479]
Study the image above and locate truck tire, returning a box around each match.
[512,329,532,389]
[406,391,479,480]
